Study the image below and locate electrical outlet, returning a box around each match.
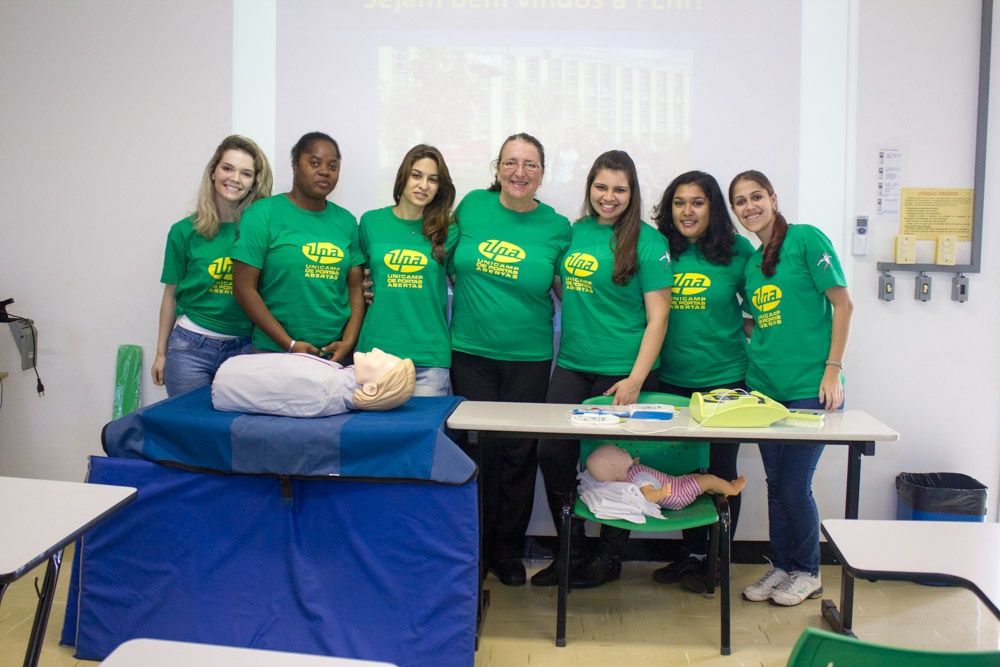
[878,273,895,301]
[952,275,970,302]
[894,234,916,264]
[935,235,958,265]
[915,274,932,302]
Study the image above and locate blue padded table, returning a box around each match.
[61,393,478,667]
[102,388,475,483]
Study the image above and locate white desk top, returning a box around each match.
[447,402,900,444]
[822,519,1000,619]
[0,476,137,582]
[99,639,398,666]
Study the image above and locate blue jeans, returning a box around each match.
[759,396,839,576]
[163,326,253,397]
[413,366,452,397]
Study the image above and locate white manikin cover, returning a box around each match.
[212,353,358,417]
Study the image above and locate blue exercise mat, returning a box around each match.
[102,389,474,484]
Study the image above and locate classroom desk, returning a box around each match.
[0,476,136,667]
[821,519,1000,635]
[100,638,398,666]
[446,402,900,640]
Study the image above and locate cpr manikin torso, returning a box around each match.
[212,348,416,417]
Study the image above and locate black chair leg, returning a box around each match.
[706,521,719,598]
[556,504,572,647]
[715,495,732,656]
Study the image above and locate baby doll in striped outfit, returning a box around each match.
[586,444,746,511]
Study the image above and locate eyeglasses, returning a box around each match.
[499,159,542,174]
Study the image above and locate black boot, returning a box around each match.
[531,519,588,586]
[571,526,629,589]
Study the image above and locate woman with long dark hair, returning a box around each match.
[648,170,754,592]
[729,169,853,607]
[357,144,457,395]
[533,149,673,589]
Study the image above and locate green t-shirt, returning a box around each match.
[744,224,847,400]
[557,218,673,375]
[659,234,755,387]
[356,206,458,368]
[231,194,364,352]
[449,189,571,362]
[160,217,252,336]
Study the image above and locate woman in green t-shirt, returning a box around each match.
[532,150,673,589]
[729,169,853,607]
[232,132,366,361]
[357,144,457,396]
[152,135,273,397]
[648,171,754,592]
[450,132,571,587]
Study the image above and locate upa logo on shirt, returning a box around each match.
[564,252,598,277]
[384,249,428,273]
[478,239,525,264]
[751,285,782,312]
[672,272,710,296]
[207,257,234,281]
[302,242,344,264]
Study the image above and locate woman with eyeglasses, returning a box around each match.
[449,132,571,587]
[532,150,673,589]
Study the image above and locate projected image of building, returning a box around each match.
[377,46,693,215]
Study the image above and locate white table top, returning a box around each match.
[0,476,137,582]
[447,402,900,444]
[99,639,398,666]
[821,519,1000,619]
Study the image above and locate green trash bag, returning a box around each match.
[113,344,143,419]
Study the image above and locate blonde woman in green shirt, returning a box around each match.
[152,135,273,397]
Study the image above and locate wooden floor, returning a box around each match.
[1,548,997,666]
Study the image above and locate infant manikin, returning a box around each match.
[585,444,746,511]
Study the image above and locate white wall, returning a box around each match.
[1,1,996,541]
[842,0,1000,524]
[0,0,232,480]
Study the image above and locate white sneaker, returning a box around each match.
[742,566,790,602]
[769,571,823,606]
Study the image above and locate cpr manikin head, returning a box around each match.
[352,348,416,411]
[586,444,638,483]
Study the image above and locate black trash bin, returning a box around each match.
[895,472,987,523]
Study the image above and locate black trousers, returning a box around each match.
[451,351,551,562]
[659,379,746,555]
